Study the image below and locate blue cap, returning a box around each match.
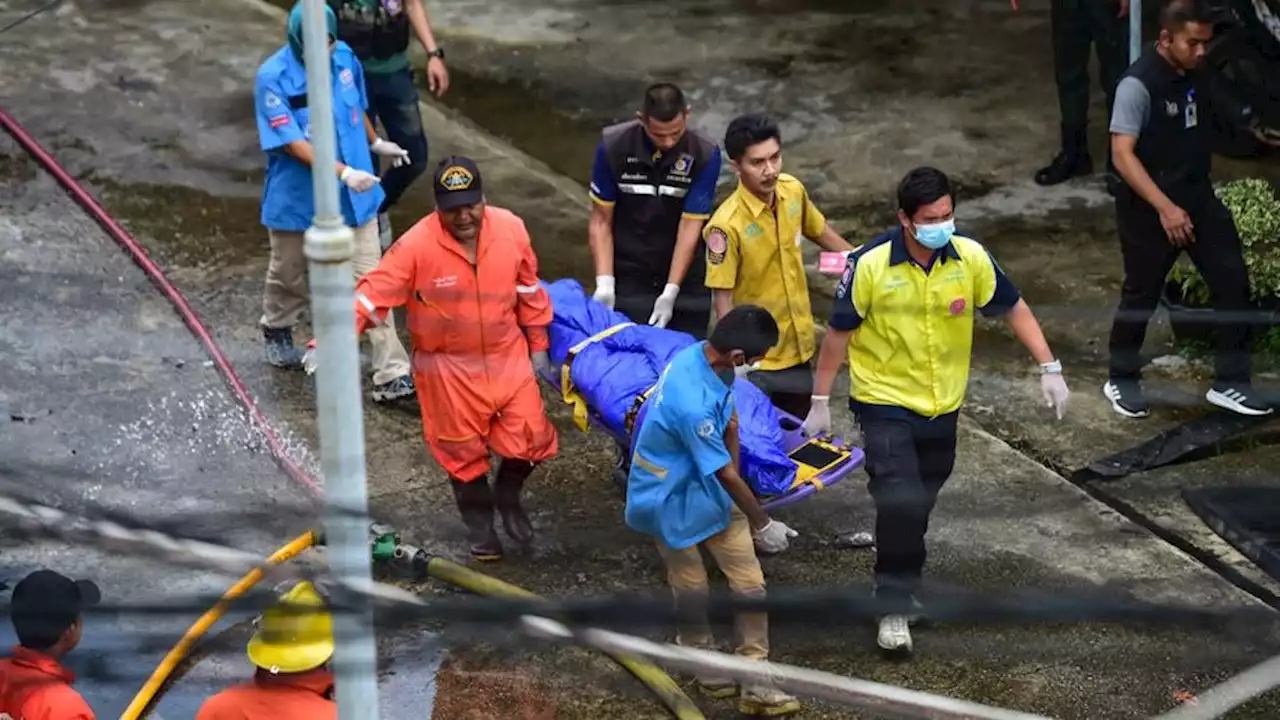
[287,1,337,61]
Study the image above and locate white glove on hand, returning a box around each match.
[302,339,318,376]
[531,350,551,375]
[1040,369,1069,420]
[370,138,411,168]
[801,396,831,436]
[752,519,799,554]
[648,283,680,327]
[592,275,616,309]
[340,166,381,192]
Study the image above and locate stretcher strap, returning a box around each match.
[624,383,659,436]
[559,322,635,432]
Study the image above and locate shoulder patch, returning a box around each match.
[706,226,729,265]
[696,418,716,439]
[836,260,854,298]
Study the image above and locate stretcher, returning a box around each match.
[539,279,865,511]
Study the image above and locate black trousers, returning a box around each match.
[858,409,959,604]
[747,363,814,420]
[1052,0,1129,132]
[614,274,711,340]
[1108,188,1253,384]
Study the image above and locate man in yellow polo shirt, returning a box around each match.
[804,166,1070,655]
[703,112,853,419]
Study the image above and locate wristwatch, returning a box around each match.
[1039,360,1063,374]
[425,47,445,60]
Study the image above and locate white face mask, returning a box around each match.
[734,361,760,379]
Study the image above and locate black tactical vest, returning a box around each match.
[1121,48,1212,207]
[328,0,410,61]
[602,121,716,287]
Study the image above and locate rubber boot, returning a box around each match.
[493,459,535,546]
[263,326,305,369]
[1034,124,1093,186]
[450,477,503,561]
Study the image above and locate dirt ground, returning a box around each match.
[3,0,1280,718]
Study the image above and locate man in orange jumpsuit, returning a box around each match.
[0,570,99,719]
[354,155,558,561]
[196,581,336,719]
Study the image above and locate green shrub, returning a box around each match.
[1167,178,1280,306]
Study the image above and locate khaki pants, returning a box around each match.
[655,506,769,660]
[260,219,411,385]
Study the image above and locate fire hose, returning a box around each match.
[0,106,701,719]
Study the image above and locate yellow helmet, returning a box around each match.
[246,581,335,674]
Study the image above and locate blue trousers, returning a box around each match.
[363,67,429,212]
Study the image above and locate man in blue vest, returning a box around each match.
[254,1,415,403]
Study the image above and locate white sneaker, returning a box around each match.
[877,614,913,653]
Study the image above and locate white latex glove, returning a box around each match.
[801,396,831,436]
[592,275,616,309]
[340,166,381,192]
[302,339,318,376]
[1040,371,1069,420]
[752,519,799,554]
[370,137,411,168]
[648,283,680,327]
[531,350,551,375]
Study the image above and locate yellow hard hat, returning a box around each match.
[246,581,335,674]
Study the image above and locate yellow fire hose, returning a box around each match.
[121,530,319,719]
[123,532,703,720]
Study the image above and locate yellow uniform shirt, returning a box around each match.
[702,174,827,371]
[830,227,1022,418]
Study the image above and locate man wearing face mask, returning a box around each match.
[343,156,558,561]
[253,1,415,404]
[625,305,801,716]
[1103,0,1278,419]
[804,167,1068,654]
[703,113,853,420]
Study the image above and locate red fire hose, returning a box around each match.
[0,106,322,497]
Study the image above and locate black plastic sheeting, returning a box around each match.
[1074,412,1274,481]
[1183,487,1280,583]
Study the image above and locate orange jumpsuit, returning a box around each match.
[356,205,559,481]
[0,646,95,720]
[195,669,335,719]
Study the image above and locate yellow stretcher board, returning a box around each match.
[787,438,850,490]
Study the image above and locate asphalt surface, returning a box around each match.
[2,0,1280,718]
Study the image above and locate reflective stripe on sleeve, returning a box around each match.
[516,284,541,294]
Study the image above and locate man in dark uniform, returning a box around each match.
[587,83,722,337]
[329,0,450,248]
[1104,0,1276,418]
[1013,0,1130,187]
[587,82,722,483]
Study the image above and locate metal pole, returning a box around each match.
[1130,0,1143,63]
[300,0,381,716]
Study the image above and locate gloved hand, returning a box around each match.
[648,283,680,327]
[801,396,831,436]
[752,519,799,554]
[340,166,381,192]
[370,138,411,168]
[531,350,551,375]
[302,339,318,376]
[1040,367,1069,420]
[592,275,616,309]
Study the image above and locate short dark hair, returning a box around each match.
[723,113,781,161]
[642,83,686,122]
[1159,0,1213,32]
[896,166,953,219]
[710,305,780,360]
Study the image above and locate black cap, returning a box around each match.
[432,156,484,210]
[11,570,101,649]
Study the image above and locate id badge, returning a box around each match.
[1185,89,1198,129]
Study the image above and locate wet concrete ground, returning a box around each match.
[3,0,1280,717]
